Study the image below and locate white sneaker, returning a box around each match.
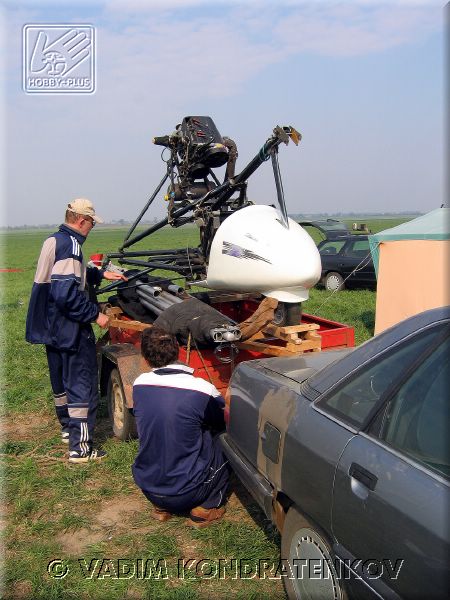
[61,431,70,444]
[68,449,107,463]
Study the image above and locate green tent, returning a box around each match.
[369,208,450,275]
[369,207,450,334]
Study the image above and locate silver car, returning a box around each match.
[221,306,450,599]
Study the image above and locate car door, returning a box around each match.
[330,329,450,599]
[318,239,347,277]
[341,237,374,284]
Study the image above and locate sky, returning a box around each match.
[0,0,446,226]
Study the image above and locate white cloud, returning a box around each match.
[2,1,445,225]
[272,3,442,57]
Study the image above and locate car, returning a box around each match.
[220,306,450,599]
[318,234,376,291]
[298,220,376,291]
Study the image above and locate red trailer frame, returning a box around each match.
[99,296,354,440]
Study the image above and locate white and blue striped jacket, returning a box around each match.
[26,224,103,350]
[132,364,226,496]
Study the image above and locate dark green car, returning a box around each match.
[298,220,376,291]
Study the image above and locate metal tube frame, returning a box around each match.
[97,125,299,297]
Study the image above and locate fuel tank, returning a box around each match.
[206,205,321,302]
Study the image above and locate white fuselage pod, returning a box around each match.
[206,205,322,302]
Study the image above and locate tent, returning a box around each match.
[369,208,450,334]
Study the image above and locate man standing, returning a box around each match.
[132,327,230,527]
[26,198,126,463]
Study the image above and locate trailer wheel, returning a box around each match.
[107,368,137,440]
[273,302,302,327]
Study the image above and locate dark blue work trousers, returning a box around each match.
[143,435,230,513]
[45,325,98,456]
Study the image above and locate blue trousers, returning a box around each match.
[143,436,230,513]
[45,325,98,456]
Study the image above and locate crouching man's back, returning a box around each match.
[132,327,230,527]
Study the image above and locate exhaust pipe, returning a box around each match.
[159,291,183,304]
[138,284,163,297]
[168,284,184,295]
[136,278,186,314]
[137,289,172,311]
[138,296,163,316]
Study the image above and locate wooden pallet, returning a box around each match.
[237,322,321,357]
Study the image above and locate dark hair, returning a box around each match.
[140,326,179,368]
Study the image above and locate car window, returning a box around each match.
[378,337,449,479]
[317,326,442,428]
[319,240,346,255]
[344,239,370,258]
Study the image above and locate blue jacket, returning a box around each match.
[132,364,226,496]
[26,224,103,350]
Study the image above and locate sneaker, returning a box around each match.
[187,506,226,528]
[152,506,173,522]
[61,431,70,445]
[68,448,107,463]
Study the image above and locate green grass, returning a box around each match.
[0,218,410,599]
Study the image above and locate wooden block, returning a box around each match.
[305,331,321,341]
[286,340,321,352]
[262,323,320,337]
[237,339,320,357]
[108,319,150,332]
[105,306,123,317]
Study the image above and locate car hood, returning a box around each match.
[254,348,354,385]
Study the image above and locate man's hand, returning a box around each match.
[103,271,128,282]
[96,313,110,329]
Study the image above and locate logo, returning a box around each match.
[23,24,95,94]
[222,241,271,264]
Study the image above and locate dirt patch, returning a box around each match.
[222,476,265,526]
[1,412,55,442]
[55,527,105,556]
[95,495,147,527]
[3,580,33,600]
[223,491,253,522]
[56,494,150,555]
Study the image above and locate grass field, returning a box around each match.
[0,218,408,599]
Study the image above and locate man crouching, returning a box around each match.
[132,326,230,527]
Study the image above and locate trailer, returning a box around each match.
[97,292,354,440]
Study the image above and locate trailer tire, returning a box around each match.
[107,368,137,440]
[273,302,302,327]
